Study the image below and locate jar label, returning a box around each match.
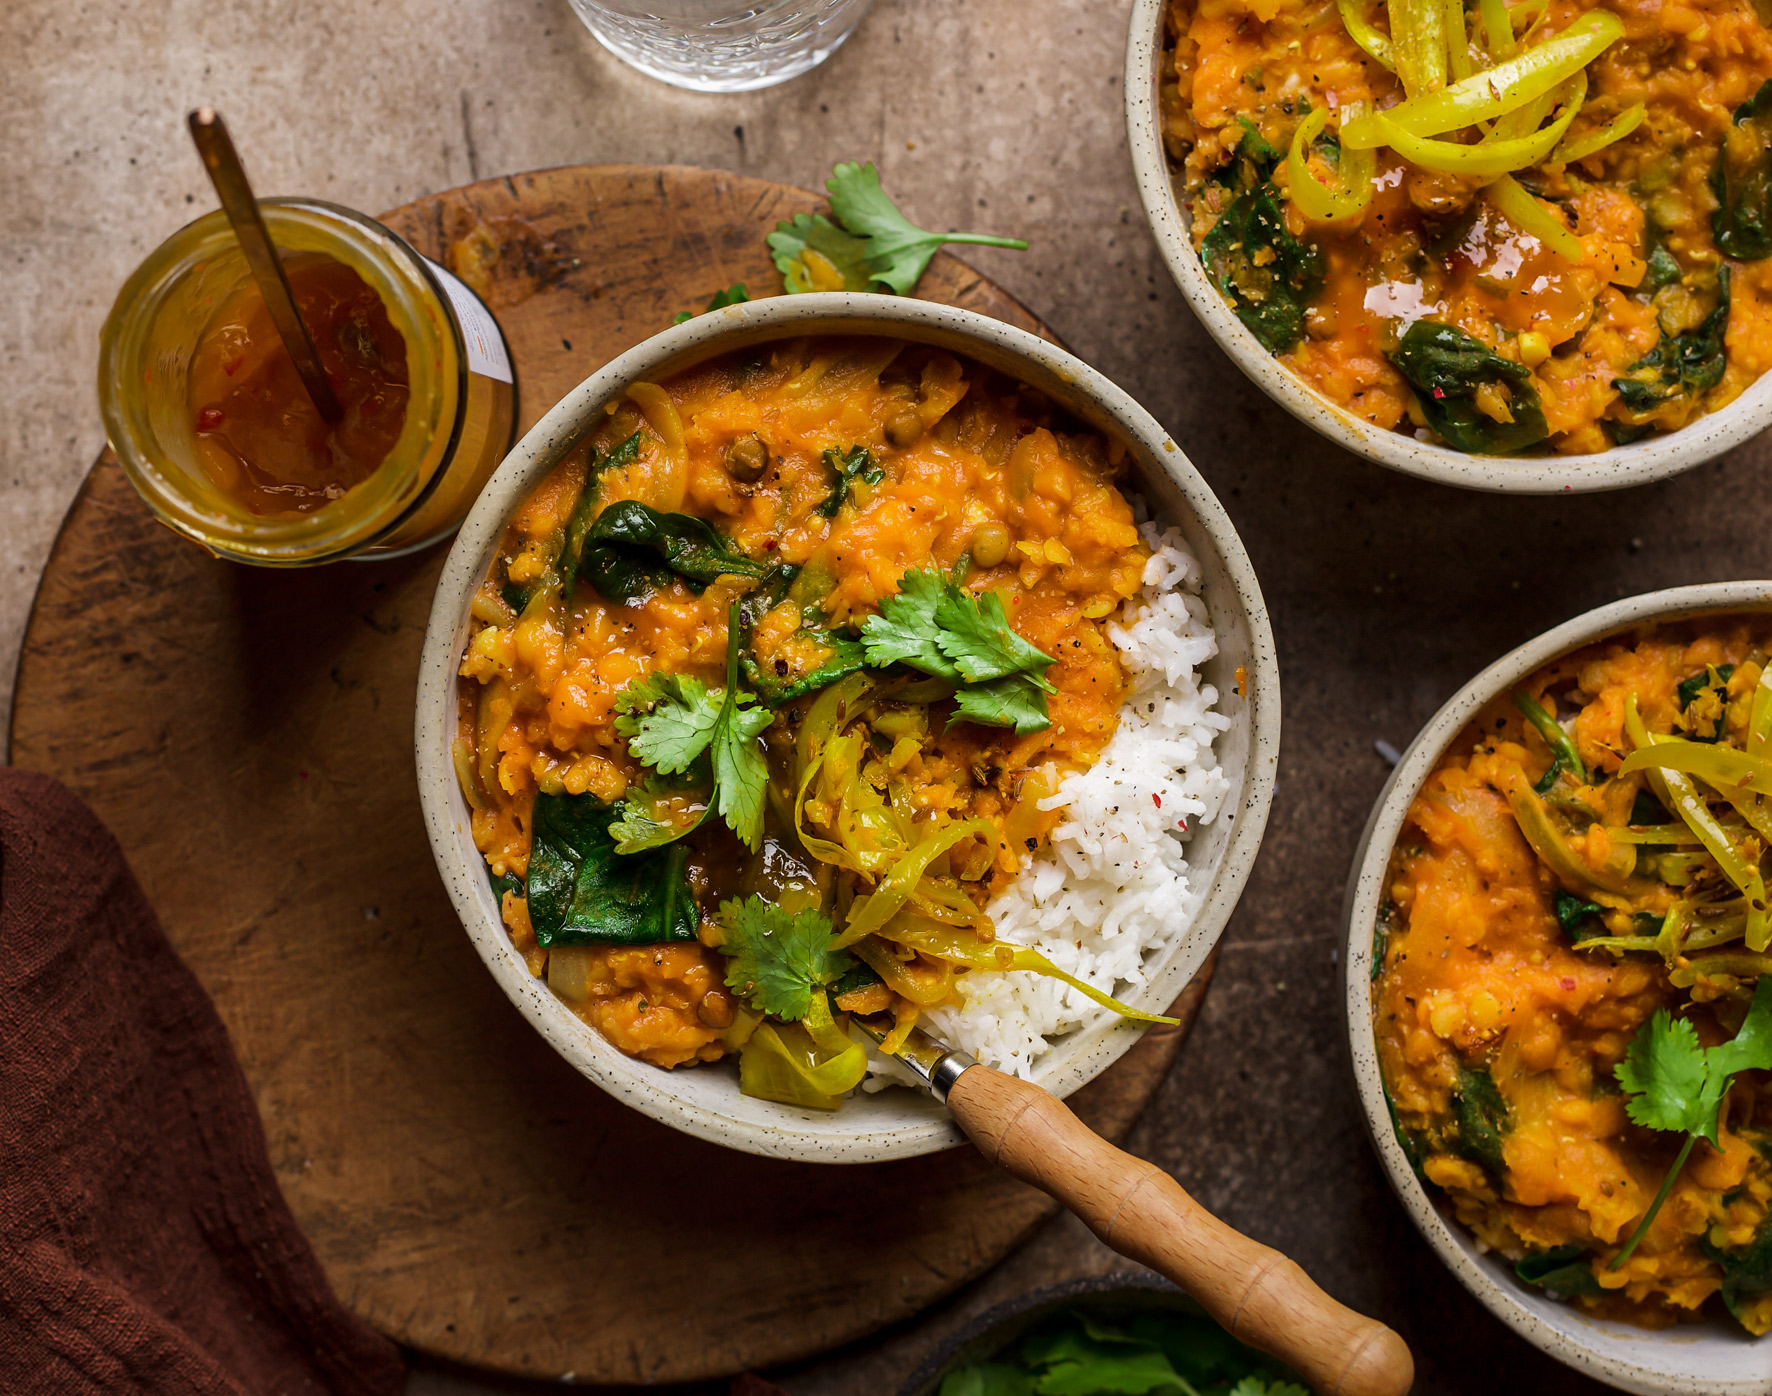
[424,258,514,385]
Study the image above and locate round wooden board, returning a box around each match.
[10,165,1214,1383]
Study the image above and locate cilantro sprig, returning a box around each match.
[770,161,1028,296]
[1610,977,1772,1268]
[611,603,772,852]
[672,282,749,326]
[715,895,852,1022]
[862,567,1057,734]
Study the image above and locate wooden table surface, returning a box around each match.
[6,3,1769,1394]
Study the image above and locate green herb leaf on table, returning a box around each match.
[525,793,699,948]
[1228,1381,1310,1396]
[1712,80,1772,261]
[860,568,1057,733]
[1612,268,1731,416]
[672,282,750,325]
[1610,977,1772,1277]
[817,445,883,517]
[771,160,1028,297]
[1388,321,1550,454]
[715,896,852,1022]
[576,498,771,606]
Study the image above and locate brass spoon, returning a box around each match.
[853,1015,1415,1396]
[187,108,343,425]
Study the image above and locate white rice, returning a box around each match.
[865,516,1231,1086]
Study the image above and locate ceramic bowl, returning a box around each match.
[896,1275,1285,1396]
[1122,0,1772,495]
[1343,580,1772,1395]
[416,291,1280,1163]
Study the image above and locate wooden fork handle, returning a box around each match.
[946,1065,1414,1396]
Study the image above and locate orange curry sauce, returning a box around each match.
[456,338,1150,1067]
[187,252,410,513]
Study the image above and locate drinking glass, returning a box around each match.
[566,0,875,92]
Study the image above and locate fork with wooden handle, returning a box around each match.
[854,1017,1414,1396]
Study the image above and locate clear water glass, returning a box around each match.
[567,0,875,92]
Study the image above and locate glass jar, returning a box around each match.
[98,199,516,565]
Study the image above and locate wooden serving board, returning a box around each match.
[9,166,1214,1383]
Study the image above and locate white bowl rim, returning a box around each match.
[1342,580,1772,1395]
[1122,0,1772,496]
[414,290,1282,1163]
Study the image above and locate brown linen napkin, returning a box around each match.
[0,768,405,1396]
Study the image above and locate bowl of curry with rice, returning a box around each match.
[1127,0,1772,491]
[415,291,1279,1162]
[1345,581,1772,1395]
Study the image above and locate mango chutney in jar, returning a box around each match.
[99,199,516,565]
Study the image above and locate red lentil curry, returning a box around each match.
[1375,618,1772,1331]
[454,336,1171,1110]
[1162,0,1772,455]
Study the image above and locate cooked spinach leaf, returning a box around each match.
[1642,228,1683,294]
[1613,268,1731,415]
[488,868,524,904]
[1516,1245,1604,1296]
[1201,184,1324,356]
[562,433,643,586]
[1712,80,1772,261]
[1702,1214,1772,1328]
[525,792,699,947]
[576,499,771,605]
[744,631,868,706]
[817,445,883,518]
[1388,321,1550,454]
[1451,1063,1511,1177]
[1554,889,1608,942]
[1678,663,1735,742]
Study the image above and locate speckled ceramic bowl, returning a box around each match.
[1123,0,1772,495]
[416,291,1280,1163]
[895,1275,1288,1396]
[1343,581,1772,1395]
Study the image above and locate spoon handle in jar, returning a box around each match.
[945,1065,1414,1396]
[187,108,344,426]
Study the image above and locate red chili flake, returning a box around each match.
[299,770,310,781]
[222,354,246,377]
[196,407,225,431]
[1152,793,1162,808]
[1560,976,1576,991]
[763,538,778,550]
[1177,818,1188,829]
[1432,387,1446,400]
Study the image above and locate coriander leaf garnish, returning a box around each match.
[606,773,709,855]
[817,445,883,517]
[614,673,723,774]
[711,700,773,852]
[933,585,1057,688]
[715,895,853,1022]
[771,161,1028,297]
[860,568,1057,732]
[1610,977,1772,1269]
[612,604,773,851]
[858,567,958,680]
[672,282,749,325]
[953,675,1054,736]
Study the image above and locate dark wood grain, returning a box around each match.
[8,166,1209,1383]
